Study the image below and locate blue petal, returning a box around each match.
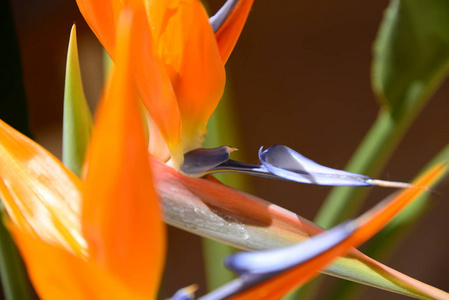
[225,220,356,275]
[181,145,413,188]
[171,285,198,300]
[209,0,240,32]
[181,146,236,176]
[259,145,373,186]
[198,221,357,300]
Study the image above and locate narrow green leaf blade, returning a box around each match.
[325,144,449,300]
[62,25,93,177]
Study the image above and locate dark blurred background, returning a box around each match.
[8,0,449,299]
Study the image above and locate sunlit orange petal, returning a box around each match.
[229,163,447,299]
[127,0,184,165]
[146,110,171,162]
[0,120,86,257]
[174,0,225,152]
[83,8,165,298]
[145,0,184,79]
[146,0,226,153]
[76,0,184,165]
[215,0,254,63]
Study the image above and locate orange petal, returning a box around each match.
[83,7,165,298]
[77,0,184,165]
[12,227,149,300]
[127,0,184,165]
[215,0,254,63]
[174,0,225,152]
[147,0,226,152]
[75,0,117,56]
[0,120,86,257]
[228,163,447,299]
[146,110,171,162]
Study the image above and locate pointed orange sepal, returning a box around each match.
[127,0,184,165]
[82,7,165,298]
[11,226,150,300]
[227,163,447,299]
[353,163,446,241]
[215,0,254,63]
[146,0,226,153]
[75,0,117,56]
[0,120,86,257]
[171,0,225,152]
[76,0,184,166]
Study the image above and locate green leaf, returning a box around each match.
[373,0,449,115]
[0,216,32,300]
[62,25,93,177]
[316,0,449,229]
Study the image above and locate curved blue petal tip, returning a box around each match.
[258,145,373,186]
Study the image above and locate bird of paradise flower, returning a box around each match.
[0,0,448,299]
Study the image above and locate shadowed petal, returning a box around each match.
[181,146,237,175]
[83,8,165,298]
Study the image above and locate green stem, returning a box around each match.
[201,238,235,290]
[0,215,32,300]
[201,85,245,290]
[315,108,410,229]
